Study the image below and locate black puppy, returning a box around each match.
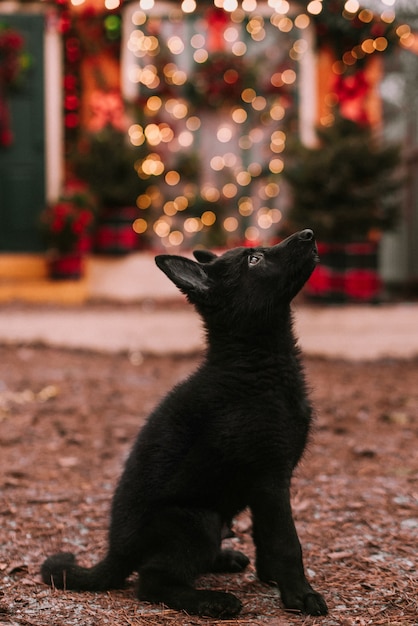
[41,229,328,618]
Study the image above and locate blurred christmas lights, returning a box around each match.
[55,0,415,249]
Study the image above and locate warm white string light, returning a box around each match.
[86,0,409,248]
[181,0,197,13]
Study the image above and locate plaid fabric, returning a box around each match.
[94,207,139,256]
[48,254,83,280]
[306,242,381,303]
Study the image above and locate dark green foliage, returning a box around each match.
[72,125,145,208]
[281,116,402,242]
[300,0,400,61]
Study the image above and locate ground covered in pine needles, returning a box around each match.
[0,345,416,626]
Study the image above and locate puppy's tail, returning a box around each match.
[41,552,128,592]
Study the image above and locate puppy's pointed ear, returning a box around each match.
[155,255,210,295]
[193,249,217,264]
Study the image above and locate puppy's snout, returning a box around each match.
[298,229,314,241]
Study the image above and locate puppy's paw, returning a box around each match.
[195,590,242,618]
[282,588,328,616]
[41,552,76,588]
[301,591,328,616]
[212,549,250,573]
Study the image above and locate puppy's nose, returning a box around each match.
[298,229,314,241]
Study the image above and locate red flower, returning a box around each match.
[79,210,93,226]
[64,74,77,90]
[0,128,13,146]
[65,94,79,111]
[0,25,29,97]
[51,217,65,233]
[65,113,79,129]
[40,188,97,253]
[3,31,23,50]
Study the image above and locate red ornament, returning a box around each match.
[65,93,79,111]
[65,112,79,129]
[333,70,370,125]
[206,8,230,52]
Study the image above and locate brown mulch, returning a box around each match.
[0,344,417,626]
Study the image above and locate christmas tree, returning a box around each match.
[281,115,402,242]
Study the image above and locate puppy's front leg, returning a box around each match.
[250,484,328,616]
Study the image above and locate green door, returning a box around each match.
[0,13,45,251]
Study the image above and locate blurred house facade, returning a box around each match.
[0,0,418,300]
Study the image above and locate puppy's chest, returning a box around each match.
[222,366,310,418]
[209,374,311,455]
[235,395,310,454]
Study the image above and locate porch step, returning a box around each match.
[0,279,88,304]
[0,255,87,304]
[0,254,47,280]
[0,252,181,304]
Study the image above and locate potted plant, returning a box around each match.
[40,184,97,280]
[280,115,402,302]
[73,125,146,255]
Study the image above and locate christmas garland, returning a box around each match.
[137,46,293,112]
[305,0,399,62]
[185,52,256,110]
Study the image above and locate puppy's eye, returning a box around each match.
[248,254,261,267]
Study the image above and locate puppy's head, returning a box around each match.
[155,229,318,331]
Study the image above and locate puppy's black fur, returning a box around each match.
[41,229,328,618]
